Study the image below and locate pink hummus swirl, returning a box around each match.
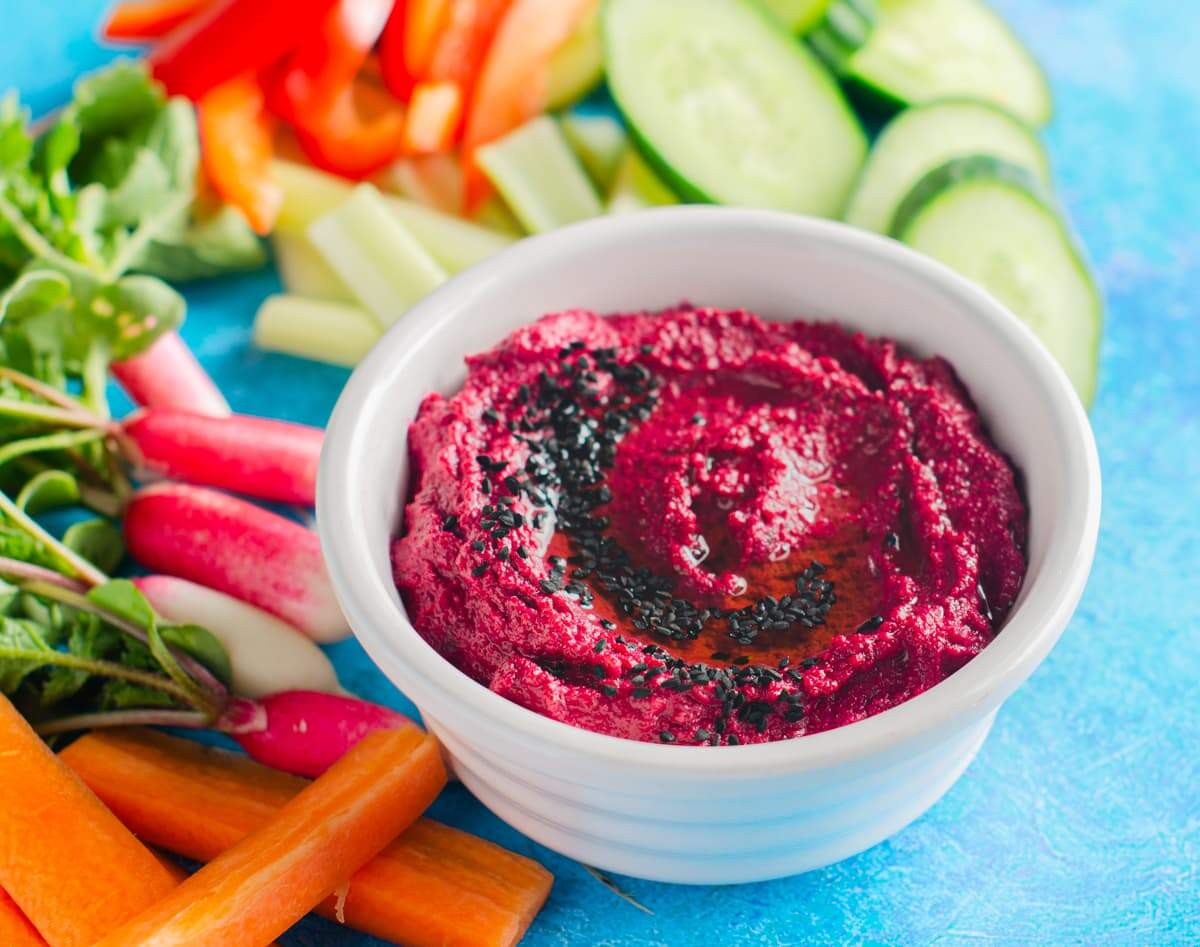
[393,305,1026,746]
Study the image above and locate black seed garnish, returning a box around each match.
[600,619,615,629]
[800,657,820,669]
[517,545,528,558]
[857,615,885,633]
[695,729,710,741]
[602,684,617,696]
[659,731,675,743]
[471,540,485,552]
[632,687,651,698]
[539,578,561,594]
[593,639,606,653]
[884,531,900,549]
[591,664,607,679]
[497,547,510,561]
[726,735,740,746]
[472,562,488,577]
[734,656,750,665]
[442,514,459,533]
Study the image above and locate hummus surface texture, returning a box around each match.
[393,305,1027,745]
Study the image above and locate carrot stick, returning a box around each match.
[91,726,447,947]
[0,696,178,947]
[0,888,46,947]
[62,729,552,947]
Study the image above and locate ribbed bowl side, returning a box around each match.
[424,712,995,884]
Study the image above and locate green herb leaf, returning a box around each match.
[160,623,233,687]
[133,205,267,282]
[63,518,123,573]
[66,59,164,143]
[15,469,80,514]
[0,615,54,692]
[86,578,155,630]
[0,578,18,614]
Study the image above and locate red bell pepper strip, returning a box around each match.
[460,0,595,209]
[292,79,407,178]
[404,0,452,82]
[149,0,340,101]
[102,0,215,41]
[197,75,281,234]
[378,1,416,100]
[268,0,394,124]
[402,81,462,154]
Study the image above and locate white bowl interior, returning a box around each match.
[319,207,1099,777]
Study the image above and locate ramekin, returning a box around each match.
[317,207,1101,884]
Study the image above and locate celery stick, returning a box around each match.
[388,198,516,272]
[275,158,512,273]
[307,184,448,328]
[471,196,526,237]
[561,113,628,192]
[607,148,680,214]
[271,233,354,303]
[377,153,463,213]
[475,117,604,234]
[253,295,381,367]
[271,160,352,235]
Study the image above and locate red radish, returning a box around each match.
[111,332,231,418]
[123,483,348,642]
[134,575,343,698]
[221,690,412,777]
[122,409,323,506]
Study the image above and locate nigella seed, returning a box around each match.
[442,514,459,532]
[593,640,606,653]
[602,685,617,696]
[591,664,607,679]
[726,735,740,746]
[857,615,885,633]
[471,540,485,552]
[659,731,676,743]
[497,547,510,561]
[695,729,710,741]
[517,546,529,558]
[472,562,489,577]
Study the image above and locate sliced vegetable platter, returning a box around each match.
[0,0,1103,943]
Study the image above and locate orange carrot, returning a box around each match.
[403,80,463,154]
[92,726,447,947]
[62,729,552,947]
[0,695,178,947]
[0,888,46,947]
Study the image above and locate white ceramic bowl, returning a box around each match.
[317,207,1100,884]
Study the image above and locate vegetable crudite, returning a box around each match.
[62,728,553,947]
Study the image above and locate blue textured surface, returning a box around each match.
[3,1,1198,943]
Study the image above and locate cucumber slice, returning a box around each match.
[476,116,604,234]
[307,184,448,329]
[760,0,834,34]
[546,1,605,110]
[253,295,381,368]
[604,0,866,218]
[894,157,1101,404]
[560,112,628,192]
[845,99,1051,233]
[832,0,1052,126]
[607,148,679,214]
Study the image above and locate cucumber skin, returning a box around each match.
[808,0,878,72]
[888,154,1051,238]
[893,156,1102,405]
[603,0,867,214]
[843,98,1052,232]
[830,0,1053,127]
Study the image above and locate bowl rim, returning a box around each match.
[317,206,1101,776]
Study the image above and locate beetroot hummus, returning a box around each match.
[393,305,1027,745]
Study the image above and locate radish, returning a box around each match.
[123,483,349,642]
[134,575,343,699]
[111,332,231,418]
[122,409,323,506]
[220,690,412,778]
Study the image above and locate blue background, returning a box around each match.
[3,1,1197,943]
